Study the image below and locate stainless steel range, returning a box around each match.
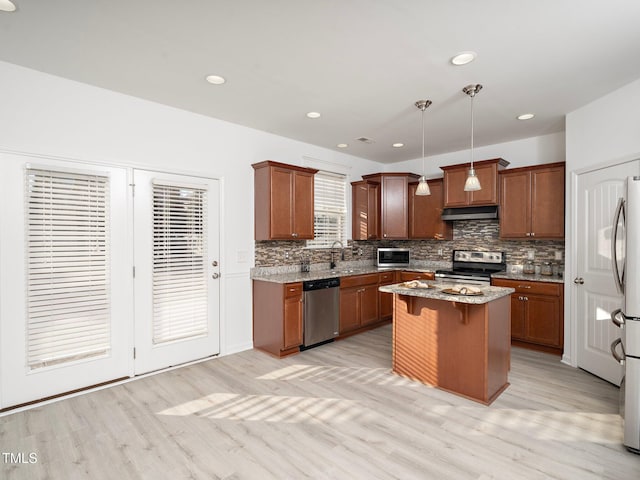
[435,250,506,285]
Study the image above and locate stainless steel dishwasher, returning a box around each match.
[302,277,340,348]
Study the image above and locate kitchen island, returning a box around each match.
[379,283,514,405]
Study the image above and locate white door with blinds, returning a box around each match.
[133,170,220,375]
[0,154,131,409]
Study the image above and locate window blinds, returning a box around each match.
[307,171,347,248]
[152,181,208,344]
[25,168,111,370]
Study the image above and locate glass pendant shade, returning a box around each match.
[463,168,481,191]
[416,176,431,196]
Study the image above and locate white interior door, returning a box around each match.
[576,160,639,385]
[0,154,132,409]
[133,170,220,375]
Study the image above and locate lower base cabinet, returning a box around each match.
[491,278,563,354]
[339,273,380,334]
[253,280,303,357]
[378,271,397,320]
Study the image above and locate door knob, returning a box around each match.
[211,260,218,267]
[574,277,584,285]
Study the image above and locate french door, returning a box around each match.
[132,170,220,375]
[0,154,132,408]
[575,160,639,385]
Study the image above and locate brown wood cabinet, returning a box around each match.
[399,271,435,282]
[253,280,303,357]
[378,271,397,320]
[351,180,380,240]
[408,178,453,240]
[499,162,565,239]
[361,173,420,240]
[491,278,564,354]
[339,273,380,333]
[252,161,318,240]
[441,158,509,207]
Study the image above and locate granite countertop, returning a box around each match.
[251,264,566,285]
[251,265,438,284]
[379,282,515,305]
[491,272,565,284]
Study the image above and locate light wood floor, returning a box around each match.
[1,324,639,479]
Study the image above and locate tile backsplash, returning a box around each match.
[255,219,564,270]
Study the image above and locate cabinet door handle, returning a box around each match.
[517,285,531,289]
[383,233,387,238]
[574,277,584,285]
[526,233,531,237]
[530,232,535,237]
[523,296,528,301]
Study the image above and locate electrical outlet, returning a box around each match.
[437,248,443,257]
[284,251,289,259]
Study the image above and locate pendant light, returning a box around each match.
[414,99,432,196]
[463,84,483,192]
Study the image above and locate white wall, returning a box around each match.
[564,77,640,366]
[386,132,565,176]
[0,61,381,356]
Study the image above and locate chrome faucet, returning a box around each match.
[330,240,345,270]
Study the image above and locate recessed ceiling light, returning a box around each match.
[337,143,348,148]
[205,75,226,85]
[392,143,404,148]
[517,113,535,120]
[0,0,16,12]
[451,51,477,66]
[306,111,321,119]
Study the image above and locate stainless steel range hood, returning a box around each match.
[441,205,499,221]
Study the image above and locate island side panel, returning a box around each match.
[392,294,488,403]
[486,295,511,400]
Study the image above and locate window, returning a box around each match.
[25,168,111,369]
[152,180,209,344]
[307,170,347,248]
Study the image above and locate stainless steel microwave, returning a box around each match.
[377,248,410,268]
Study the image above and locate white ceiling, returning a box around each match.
[1,1,640,163]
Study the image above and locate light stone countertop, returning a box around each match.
[379,282,515,305]
[251,264,566,285]
[491,272,565,284]
[251,265,438,284]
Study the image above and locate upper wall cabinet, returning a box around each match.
[252,161,318,240]
[361,173,420,240]
[351,180,380,240]
[441,158,510,207]
[408,178,453,240]
[499,162,565,239]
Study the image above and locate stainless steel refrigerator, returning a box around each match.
[611,175,640,454]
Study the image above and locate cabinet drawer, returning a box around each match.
[340,273,379,289]
[492,278,561,296]
[400,271,435,282]
[378,271,396,284]
[284,282,303,298]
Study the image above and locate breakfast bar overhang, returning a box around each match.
[379,284,515,405]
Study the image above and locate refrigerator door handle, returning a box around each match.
[611,308,626,328]
[610,338,625,366]
[611,197,625,295]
